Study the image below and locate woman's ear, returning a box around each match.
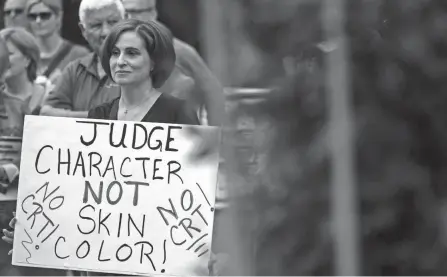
[24,57,31,68]
[56,12,64,32]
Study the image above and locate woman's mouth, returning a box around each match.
[116,71,130,74]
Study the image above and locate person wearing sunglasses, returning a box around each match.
[40,0,125,118]
[121,0,225,127]
[25,0,90,85]
[2,0,28,29]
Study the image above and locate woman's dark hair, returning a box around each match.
[0,27,40,82]
[100,19,175,89]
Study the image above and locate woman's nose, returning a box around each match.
[116,54,126,66]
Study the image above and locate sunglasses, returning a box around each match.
[27,12,52,21]
[3,9,24,17]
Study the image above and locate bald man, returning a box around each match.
[122,0,225,127]
[3,0,28,28]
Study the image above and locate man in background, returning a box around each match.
[3,0,28,28]
[122,0,225,126]
[40,0,125,117]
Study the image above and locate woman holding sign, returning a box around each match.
[88,19,199,125]
[2,19,222,276]
[86,19,219,276]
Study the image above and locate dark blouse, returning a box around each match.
[87,93,199,125]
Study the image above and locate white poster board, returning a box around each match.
[12,116,220,276]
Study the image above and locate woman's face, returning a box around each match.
[27,2,60,38]
[4,40,28,80]
[3,0,28,28]
[110,31,152,86]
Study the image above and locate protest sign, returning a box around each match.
[12,115,220,276]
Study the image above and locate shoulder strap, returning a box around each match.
[43,41,73,78]
[28,83,46,114]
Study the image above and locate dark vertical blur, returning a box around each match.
[224,0,447,275]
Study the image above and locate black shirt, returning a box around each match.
[88,93,199,125]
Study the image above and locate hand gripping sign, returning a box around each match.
[12,115,220,276]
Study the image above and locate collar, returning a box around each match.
[79,52,101,79]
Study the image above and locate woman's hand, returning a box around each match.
[187,126,221,163]
[2,212,16,255]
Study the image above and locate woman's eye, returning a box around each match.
[126,50,139,56]
[111,49,120,56]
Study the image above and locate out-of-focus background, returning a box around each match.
[211,0,447,275]
[4,0,447,275]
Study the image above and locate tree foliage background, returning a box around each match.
[226,0,447,275]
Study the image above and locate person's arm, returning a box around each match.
[176,41,225,127]
[40,106,88,118]
[39,61,89,118]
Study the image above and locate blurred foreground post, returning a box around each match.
[322,0,361,275]
[198,0,229,84]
